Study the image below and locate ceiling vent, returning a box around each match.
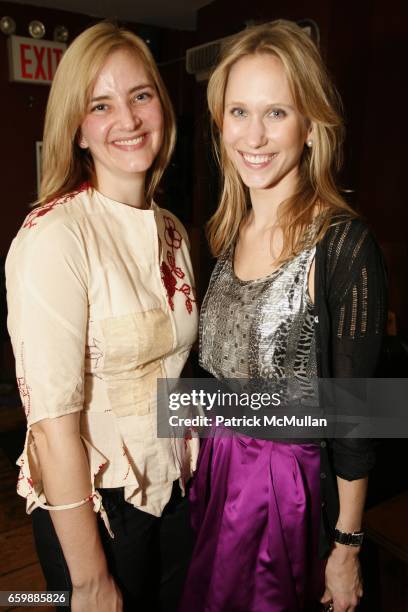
[186,35,233,81]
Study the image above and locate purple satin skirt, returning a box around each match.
[180,430,326,612]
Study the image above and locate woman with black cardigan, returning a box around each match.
[181,20,387,612]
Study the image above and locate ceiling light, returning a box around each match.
[53,25,69,43]
[28,20,45,39]
[0,16,16,35]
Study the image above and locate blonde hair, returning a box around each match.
[207,19,356,260]
[39,21,176,206]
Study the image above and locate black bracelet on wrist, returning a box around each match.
[333,528,364,547]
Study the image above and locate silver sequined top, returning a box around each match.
[199,244,317,390]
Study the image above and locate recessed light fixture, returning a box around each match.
[28,20,45,39]
[0,15,16,35]
[53,25,69,43]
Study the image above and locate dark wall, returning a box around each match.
[0,2,95,259]
[0,2,94,377]
[155,28,198,224]
[192,0,408,331]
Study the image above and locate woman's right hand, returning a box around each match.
[71,574,123,612]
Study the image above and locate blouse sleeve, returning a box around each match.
[6,217,88,426]
[325,219,388,479]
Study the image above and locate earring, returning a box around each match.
[306,140,313,148]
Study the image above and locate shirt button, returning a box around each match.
[314,316,319,323]
[320,472,327,479]
[321,501,326,508]
[320,440,327,448]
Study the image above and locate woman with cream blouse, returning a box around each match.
[6,22,198,612]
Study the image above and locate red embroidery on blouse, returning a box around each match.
[85,338,103,369]
[183,429,192,450]
[17,377,31,418]
[93,462,107,480]
[160,215,196,314]
[16,457,34,495]
[122,445,131,481]
[23,182,89,229]
[17,343,31,418]
[17,471,33,491]
[17,472,24,491]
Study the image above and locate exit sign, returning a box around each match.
[8,35,66,85]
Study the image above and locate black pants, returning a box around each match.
[32,483,193,612]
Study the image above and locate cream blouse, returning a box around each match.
[6,185,199,533]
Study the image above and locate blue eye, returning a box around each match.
[231,108,247,118]
[270,109,286,119]
[133,91,152,103]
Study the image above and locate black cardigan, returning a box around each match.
[314,217,388,557]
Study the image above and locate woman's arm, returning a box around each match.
[319,220,388,611]
[321,477,366,611]
[335,475,368,534]
[32,413,108,584]
[32,413,122,611]
[6,218,122,611]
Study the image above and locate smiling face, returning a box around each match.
[222,53,311,199]
[79,47,163,192]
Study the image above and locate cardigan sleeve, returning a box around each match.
[324,218,388,479]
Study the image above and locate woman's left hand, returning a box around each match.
[320,543,363,611]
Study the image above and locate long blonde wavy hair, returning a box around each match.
[207,19,356,260]
[38,21,176,206]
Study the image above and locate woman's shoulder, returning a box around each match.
[319,212,381,263]
[316,211,386,296]
[18,184,90,235]
[156,205,190,248]
[7,188,88,256]
[6,186,91,271]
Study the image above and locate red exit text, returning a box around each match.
[8,36,67,85]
